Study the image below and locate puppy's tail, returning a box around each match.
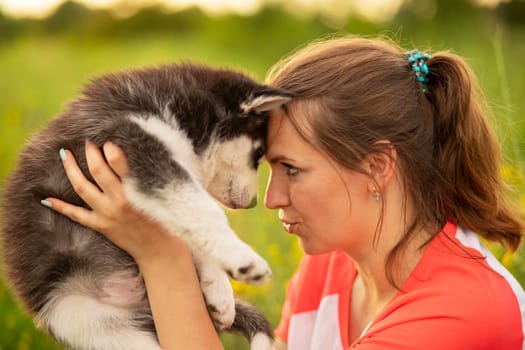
[227,300,273,350]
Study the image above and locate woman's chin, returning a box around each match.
[298,239,330,255]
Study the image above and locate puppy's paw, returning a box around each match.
[201,276,235,330]
[223,250,272,285]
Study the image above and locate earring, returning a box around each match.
[372,189,380,202]
[368,183,381,202]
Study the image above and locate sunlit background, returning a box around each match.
[0,0,507,20]
[0,0,524,349]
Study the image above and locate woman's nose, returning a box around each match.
[264,173,289,209]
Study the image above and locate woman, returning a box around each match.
[44,36,525,349]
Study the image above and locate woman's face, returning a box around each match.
[264,108,378,255]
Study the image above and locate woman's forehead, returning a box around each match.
[267,109,292,150]
[268,100,317,137]
[266,108,321,162]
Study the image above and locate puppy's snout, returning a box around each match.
[228,190,257,209]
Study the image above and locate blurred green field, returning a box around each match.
[1,1,524,349]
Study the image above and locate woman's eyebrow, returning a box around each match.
[266,154,294,164]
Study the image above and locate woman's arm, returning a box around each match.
[44,141,223,349]
[139,241,224,349]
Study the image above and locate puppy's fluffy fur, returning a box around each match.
[1,63,292,350]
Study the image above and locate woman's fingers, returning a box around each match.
[60,148,105,209]
[103,142,130,178]
[41,197,100,231]
[85,141,124,198]
[43,142,181,262]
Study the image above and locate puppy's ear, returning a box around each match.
[241,87,294,114]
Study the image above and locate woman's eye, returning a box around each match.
[283,163,299,176]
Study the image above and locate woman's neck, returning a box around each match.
[348,226,430,344]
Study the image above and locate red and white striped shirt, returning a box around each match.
[275,222,525,349]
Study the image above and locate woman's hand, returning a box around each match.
[43,141,189,265]
[42,141,224,349]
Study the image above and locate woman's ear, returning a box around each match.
[362,141,397,190]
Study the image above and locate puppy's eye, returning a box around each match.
[252,146,265,169]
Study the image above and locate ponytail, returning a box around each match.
[426,52,524,251]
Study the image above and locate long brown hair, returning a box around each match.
[267,36,524,286]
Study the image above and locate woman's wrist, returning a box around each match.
[137,237,224,350]
[134,234,194,275]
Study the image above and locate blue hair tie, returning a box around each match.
[405,49,431,93]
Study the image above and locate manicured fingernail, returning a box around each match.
[59,148,67,161]
[40,199,53,208]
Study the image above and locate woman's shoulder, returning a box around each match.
[386,222,525,347]
[356,223,525,349]
[424,223,524,303]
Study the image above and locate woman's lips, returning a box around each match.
[279,212,298,234]
[282,221,298,234]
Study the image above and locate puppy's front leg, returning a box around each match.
[124,179,271,285]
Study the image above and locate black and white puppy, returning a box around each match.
[1,63,293,350]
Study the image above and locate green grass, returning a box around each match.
[1,7,524,350]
